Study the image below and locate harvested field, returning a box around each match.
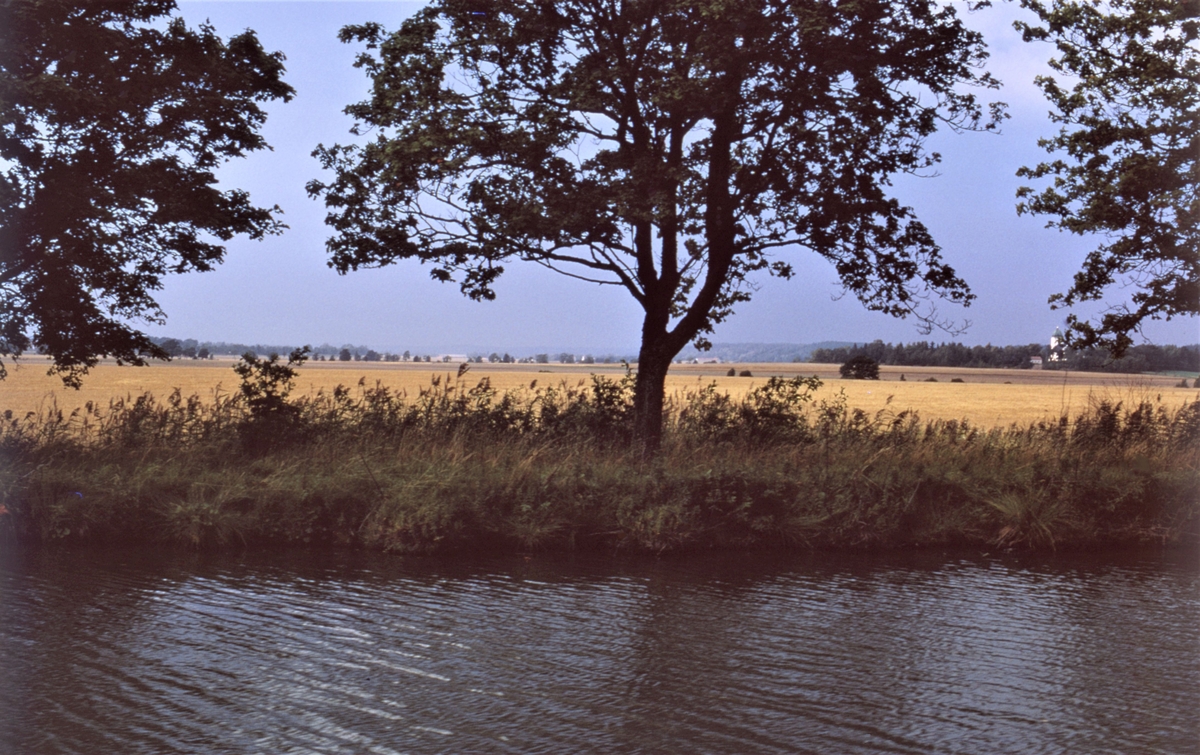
[2,355,1195,428]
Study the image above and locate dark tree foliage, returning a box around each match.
[308,0,1004,447]
[1015,0,1199,355]
[839,354,881,379]
[232,347,310,417]
[814,339,1044,367]
[1050,342,1200,373]
[0,0,294,387]
[812,338,1199,372]
[148,336,312,359]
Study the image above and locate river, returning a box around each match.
[2,547,1196,754]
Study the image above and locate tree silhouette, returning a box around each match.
[310,0,1002,448]
[0,0,294,386]
[1016,0,1198,354]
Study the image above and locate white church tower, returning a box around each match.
[1049,327,1066,362]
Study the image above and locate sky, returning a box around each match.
[150,0,1198,354]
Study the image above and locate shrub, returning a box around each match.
[727,368,736,377]
[231,347,311,451]
[839,355,880,380]
[739,370,753,377]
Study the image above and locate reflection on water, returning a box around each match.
[2,547,1197,754]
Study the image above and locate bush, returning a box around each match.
[727,368,736,377]
[231,347,311,451]
[839,355,880,380]
[739,370,752,377]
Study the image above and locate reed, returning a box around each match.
[2,368,1196,553]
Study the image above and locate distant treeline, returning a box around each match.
[146,337,630,365]
[676,341,854,363]
[145,337,340,359]
[809,340,1200,373]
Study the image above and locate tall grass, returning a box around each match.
[1,368,1197,553]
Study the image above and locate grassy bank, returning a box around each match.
[2,368,1197,553]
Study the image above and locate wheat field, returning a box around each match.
[2,355,1195,428]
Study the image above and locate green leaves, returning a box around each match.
[312,0,1001,335]
[1016,0,1199,355]
[309,0,1004,445]
[0,0,294,386]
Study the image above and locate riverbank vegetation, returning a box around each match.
[2,352,1196,554]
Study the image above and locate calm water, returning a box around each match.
[1,547,1197,754]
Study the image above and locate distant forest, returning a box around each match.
[809,341,1200,374]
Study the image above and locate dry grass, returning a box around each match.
[3,355,1196,428]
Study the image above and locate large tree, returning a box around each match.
[0,0,294,386]
[1015,0,1199,355]
[309,0,1004,448]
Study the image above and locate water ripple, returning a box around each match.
[1,549,1196,754]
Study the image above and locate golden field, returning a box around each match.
[2,355,1196,428]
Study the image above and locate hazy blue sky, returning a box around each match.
[156,0,1197,353]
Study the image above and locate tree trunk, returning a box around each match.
[632,332,675,455]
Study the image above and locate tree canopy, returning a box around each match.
[1015,0,1199,355]
[0,0,294,386]
[309,0,1004,445]
[839,354,881,379]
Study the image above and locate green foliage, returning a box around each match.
[232,346,311,421]
[815,340,1047,368]
[840,355,881,380]
[0,0,295,386]
[231,348,312,453]
[815,339,1200,373]
[1015,0,1199,354]
[308,0,1004,443]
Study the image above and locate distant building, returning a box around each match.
[692,357,722,364]
[1029,356,1043,369]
